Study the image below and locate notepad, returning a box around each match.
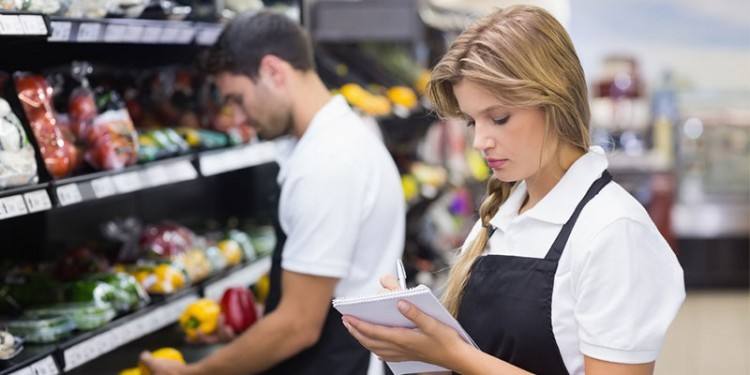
[333,285,477,375]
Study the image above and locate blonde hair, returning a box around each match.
[426,5,592,316]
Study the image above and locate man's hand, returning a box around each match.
[139,351,188,375]
[186,314,236,345]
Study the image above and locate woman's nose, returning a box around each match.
[472,127,494,151]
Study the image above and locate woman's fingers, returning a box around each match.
[380,274,402,291]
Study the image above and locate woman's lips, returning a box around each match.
[485,158,507,169]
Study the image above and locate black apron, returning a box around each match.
[261,189,370,375]
[456,171,612,374]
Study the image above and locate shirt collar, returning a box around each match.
[277,95,349,185]
[490,146,609,227]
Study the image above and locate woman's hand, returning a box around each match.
[185,314,236,345]
[342,300,469,370]
[379,274,402,293]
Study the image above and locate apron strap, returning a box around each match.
[546,170,613,262]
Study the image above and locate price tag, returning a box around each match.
[49,21,72,41]
[104,24,127,42]
[76,22,101,42]
[91,176,116,198]
[57,184,83,206]
[143,165,169,187]
[64,335,108,371]
[30,356,59,375]
[0,15,24,35]
[0,195,29,220]
[112,172,143,193]
[122,24,144,43]
[23,190,52,213]
[159,27,181,44]
[177,27,195,44]
[141,26,162,43]
[18,15,48,35]
[170,161,198,182]
[8,366,34,375]
[196,27,222,45]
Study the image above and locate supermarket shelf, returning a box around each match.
[47,17,222,45]
[199,141,277,177]
[0,12,49,37]
[51,155,199,207]
[2,13,225,45]
[0,256,271,375]
[0,141,278,221]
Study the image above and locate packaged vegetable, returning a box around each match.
[179,298,220,339]
[0,98,37,189]
[26,302,116,330]
[2,314,75,343]
[14,73,80,178]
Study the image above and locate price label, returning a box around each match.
[0,15,24,35]
[141,26,162,43]
[170,161,198,182]
[49,21,72,41]
[159,27,181,44]
[122,24,144,43]
[64,336,106,371]
[8,366,34,375]
[30,356,59,375]
[143,165,169,187]
[91,177,116,198]
[19,15,48,35]
[76,22,101,42]
[177,27,195,44]
[196,27,222,45]
[0,195,29,220]
[56,184,83,206]
[23,190,52,213]
[112,172,143,193]
[104,24,127,42]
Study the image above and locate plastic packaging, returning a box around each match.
[14,73,80,178]
[0,98,38,189]
[27,302,116,331]
[2,314,75,343]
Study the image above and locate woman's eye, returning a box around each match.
[493,115,510,125]
[466,119,476,127]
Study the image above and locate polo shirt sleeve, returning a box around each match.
[279,156,365,278]
[572,217,685,364]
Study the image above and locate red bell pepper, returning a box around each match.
[220,287,258,333]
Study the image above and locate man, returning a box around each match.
[140,10,405,375]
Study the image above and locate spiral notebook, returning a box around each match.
[332,285,477,375]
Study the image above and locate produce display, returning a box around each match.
[14,73,80,178]
[0,98,37,189]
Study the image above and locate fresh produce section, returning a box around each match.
[0,2,481,374]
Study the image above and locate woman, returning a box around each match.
[342,5,684,375]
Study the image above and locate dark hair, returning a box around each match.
[200,10,315,78]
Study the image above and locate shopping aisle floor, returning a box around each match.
[656,290,750,374]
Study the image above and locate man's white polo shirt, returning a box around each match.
[276,95,405,299]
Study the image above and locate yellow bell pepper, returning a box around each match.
[138,347,185,375]
[179,298,220,339]
[218,240,243,266]
[118,367,141,375]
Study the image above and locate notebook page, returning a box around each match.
[333,285,476,374]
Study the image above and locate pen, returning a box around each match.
[396,259,407,290]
